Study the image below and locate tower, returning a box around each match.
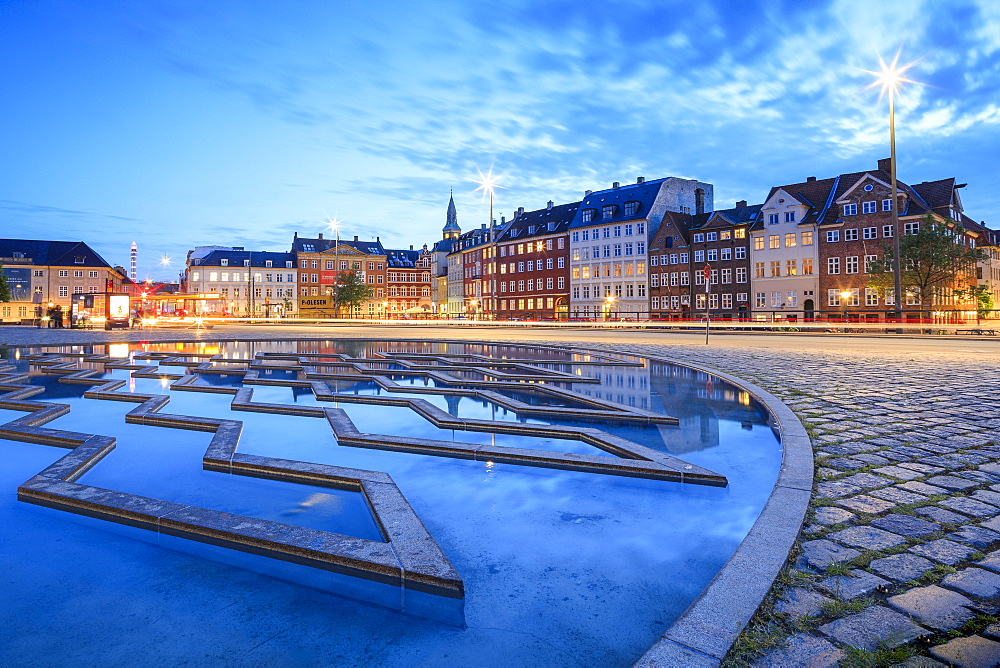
[443,189,461,240]
[130,242,137,281]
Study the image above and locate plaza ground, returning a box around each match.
[3,322,1000,665]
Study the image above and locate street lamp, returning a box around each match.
[864,50,920,329]
[840,289,853,326]
[326,216,342,316]
[603,295,616,321]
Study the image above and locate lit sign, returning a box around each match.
[108,295,130,320]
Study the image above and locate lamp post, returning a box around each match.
[603,295,616,322]
[840,289,852,328]
[471,166,505,322]
[865,51,919,331]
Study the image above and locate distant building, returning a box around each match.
[0,238,124,321]
[291,233,387,317]
[688,201,760,317]
[185,248,297,316]
[385,245,432,315]
[430,192,461,315]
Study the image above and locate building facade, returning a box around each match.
[291,233,387,317]
[0,239,124,322]
[569,176,713,320]
[185,249,297,316]
[689,201,759,318]
[495,200,576,320]
[385,246,432,315]
[648,211,694,318]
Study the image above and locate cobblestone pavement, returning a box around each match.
[4,324,1000,666]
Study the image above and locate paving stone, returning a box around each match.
[872,465,925,481]
[915,505,969,525]
[899,462,947,474]
[941,497,1000,518]
[826,457,869,471]
[941,567,1000,599]
[854,454,892,466]
[773,587,832,618]
[974,549,1000,573]
[971,489,1000,506]
[871,513,941,538]
[869,487,928,504]
[801,539,862,570]
[984,623,1000,640]
[812,506,855,526]
[827,526,906,551]
[816,569,890,600]
[750,633,845,668]
[948,526,1000,550]
[836,495,897,514]
[929,635,1000,668]
[869,552,935,583]
[910,539,976,565]
[981,462,1000,476]
[960,470,1000,485]
[926,475,980,491]
[887,584,977,631]
[898,480,949,496]
[816,480,863,499]
[838,472,894,489]
[895,657,948,667]
[980,515,1000,533]
[818,604,925,651]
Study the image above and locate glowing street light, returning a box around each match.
[159,254,172,267]
[325,215,343,315]
[862,49,922,327]
[468,165,506,317]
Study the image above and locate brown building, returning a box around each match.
[687,202,759,317]
[495,200,576,320]
[292,233,387,316]
[451,223,499,318]
[385,246,432,315]
[816,159,983,315]
[648,211,693,319]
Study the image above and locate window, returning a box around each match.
[669,272,678,286]
[736,267,747,283]
[58,286,69,297]
[754,262,765,278]
[191,271,200,281]
[847,289,860,306]
[602,206,616,220]
[245,260,251,267]
[582,209,595,222]
[557,238,565,249]
[613,226,622,237]
[636,242,645,255]
[265,260,272,268]
[882,199,892,211]
[680,272,689,286]
[883,225,894,238]
[706,232,717,242]
[771,292,782,308]
[707,249,717,262]
[825,230,840,243]
[755,293,766,308]
[624,202,638,216]
[801,231,813,245]
[862,201,876,214]
[603,245,611,258]
[73,285,84,294]
[754,237,765,251]
[785,233,796,247]
[694,250,704,263]
[845,256,859,274]
[693,233,704,243]
[844,229,859,241]
[679,253,689,263]
[650,256,658,267]
[864,255,878,273]
[571,232,579,243]
[802,259,814,275]
[73,270,83,277]
[624,243,633,256]
[843,203,858,216]
[770,261,781,277]
[286,261,293,268]
[786,259,797,276]
[904,221,920,235]
[613,244,622,257]
[58,269,69,277]
[828,289,841,307]
[722,294,732,309]
[827,257,840,274]
[734,247,746,260]
[785,212,796,222]
[866,288,879,306]
[769,235,780,249]
[209,272,218,281]
[768,214,779,225]
[863,227,877,240]
[720,248,731,261]
[651,296,659,309]
[721,268,732,284]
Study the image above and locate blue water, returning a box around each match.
[0,340,782,666]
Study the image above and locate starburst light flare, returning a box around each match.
[159,254,172,267]
[861,47,922,102]
[467,165,506,202]
[325,215,343,237]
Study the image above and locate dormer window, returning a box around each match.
[221,259,229,266]
[265,260,272,268]
[74,256,85,264]
[624,201,639,216]
[286,261,293,268]
[528,225,536,234]
[243,260,250,267]
[582,209,595,223]
[601,205,616,220]
[547,222,556,231]
[12,252,24,258]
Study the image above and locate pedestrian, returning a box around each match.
[35,305,43,328]
[54,305,64,328]
[46,305,55,328]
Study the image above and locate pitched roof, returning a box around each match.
[194,250,295,268]
[570,178,669,228]
[696,203,762,229]
[384,248,427,268]
[292,235,385,256]
[496,201,580,243]
[0,239,115,268]
[649,211,695,249]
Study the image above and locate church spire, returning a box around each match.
[443,188,461,239]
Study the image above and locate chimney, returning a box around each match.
[482,223,487,229]
[637,176,645,184]
[318,233,323,240]
[612,181,620,189]
[736,200,747,208]
[376,236,380,242]
[409,245,413,250]
[585,190,592,197]
[501,215,506,224]
[547,200,553,209]
[518,206,524,216]
[878,157,892,172]
[806,176,816,182]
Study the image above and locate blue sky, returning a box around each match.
[3,0,999,281]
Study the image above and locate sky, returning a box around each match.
[2,0,999,282]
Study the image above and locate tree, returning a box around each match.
[954,284,995,320]
[335,270,373,316]
[867,214,986,308]
[0,267,11,303]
